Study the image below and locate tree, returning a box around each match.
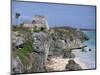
[15,13,20,19]
[15,12,20,25]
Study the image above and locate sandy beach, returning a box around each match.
[46,56,88,71]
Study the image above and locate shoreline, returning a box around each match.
[74,57,88,69]
[46,56,88,71]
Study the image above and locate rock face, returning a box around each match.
[12,15,89,73]
[32,32,50,72]
[31,29,88,72]
[11,57,24,74]
[65,60,82,71]
[15,37,24,49]
[11,28,89,73]
[32,32,50,62]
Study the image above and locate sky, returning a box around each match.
[12,1,96,29]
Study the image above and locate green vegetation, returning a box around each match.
[54,28,89,42]
[12,24,34,72]
[12,23,32,33]
[55,29,73,35]
[12,24,89,72]
[16,33,20,37]
[14,39,32,65]
[55,29,76,41]
[12,26,20,31]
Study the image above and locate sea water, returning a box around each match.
[73,31,96,69]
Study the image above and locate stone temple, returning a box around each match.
[32,15,49,30]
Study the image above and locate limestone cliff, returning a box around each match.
[12,15,89,74]
[12,27,89,74]
[31,28,89,72]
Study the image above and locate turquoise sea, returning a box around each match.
[73,31,96,69]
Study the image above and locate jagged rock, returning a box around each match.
[32,30,88,72]
[49,39,66,56]
[11,57,24,74]
[31,52,46,72]
[75,30,89,42]
[65,60,82,71]
[32,31,68,72]
[32,32,51,72]
[12,14,90,73]
[29,27,89,72]
[16,37,24,49]
[63,51,75,58]
[32,32,51,61]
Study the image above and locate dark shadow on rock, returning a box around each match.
[65,60,82,71]
[63,50,75,58]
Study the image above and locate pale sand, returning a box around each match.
[46,56,88,71]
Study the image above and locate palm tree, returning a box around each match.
[15,12,20,25]
[16,12,20,19]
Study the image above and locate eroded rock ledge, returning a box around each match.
[31,28,89,72]
[12,15,89,74]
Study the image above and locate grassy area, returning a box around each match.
[12,26,32,33]
[55,29,76,41]
[13,39,32,66]
[58,28,76,34]
[54,28,89,42]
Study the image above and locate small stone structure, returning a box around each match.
[32,15,49,30]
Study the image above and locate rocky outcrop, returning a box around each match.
[11,57,24,74]
[32,32,51,62]
[65,60,82,71]
[31,29,89,72]
[12,14,89,73]
[11,27,89,73]
[32,32,51,72]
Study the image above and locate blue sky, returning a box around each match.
[12,1,96,29]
